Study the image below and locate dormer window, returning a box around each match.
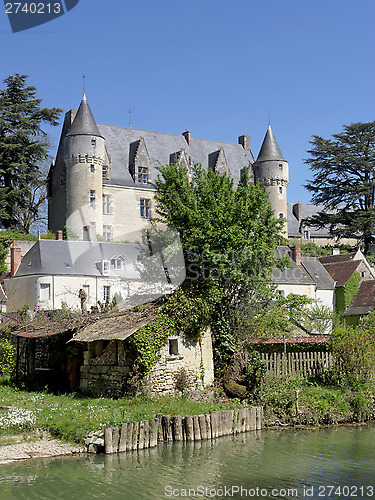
[101,260,110,276]
[111,257,124,270]
[138,167,148,184]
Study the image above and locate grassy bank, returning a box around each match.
[1,375,373,447]
[0,383,240,445]
[249,374,375,427]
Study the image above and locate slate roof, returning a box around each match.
[97,123,254,188]
[13,240,145,279]
[273,246,334,289]
[343,280,375,317]
[287,203,335,238]
[66,94,103,139]
[300,257,335,290]
[255,124,285,162]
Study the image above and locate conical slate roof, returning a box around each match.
[256,124,285,162]
[66,94,103,138]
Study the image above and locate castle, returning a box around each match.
[48,94,289,242]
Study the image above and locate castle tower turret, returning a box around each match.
[253,124,289,235]
[64,94,105,240]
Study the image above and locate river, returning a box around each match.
[0,424,374,499]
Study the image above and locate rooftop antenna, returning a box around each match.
[129,105,132,128]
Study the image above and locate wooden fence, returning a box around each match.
[261,351,335,377]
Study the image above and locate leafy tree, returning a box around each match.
[154,163,282,361]
[0,74,62,232]
[304,121,375,252]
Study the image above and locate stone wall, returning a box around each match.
[145,328,214,396]
[79,340,131,394]
[79,329,215,396]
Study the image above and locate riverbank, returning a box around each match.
[0,432,84,465]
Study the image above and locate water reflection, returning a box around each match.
[0,425,374,499]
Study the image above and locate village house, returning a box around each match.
[3,234,185,313]
[319,249,375,321]
[273,245,335,311]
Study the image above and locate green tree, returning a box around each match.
[154,163,282,360]
[304,121,375,252]
[0,74,62,232]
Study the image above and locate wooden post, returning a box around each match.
[149,418,159,448]
[172,415,184,442]
[119,423,127,452]
[193,415,201,441]
[184,416,194,442]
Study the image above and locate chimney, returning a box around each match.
[332,247,340,255]
[56,230,63,241]
[238,134,250,150]
[182,130,191,146]
[291,245,302,265]
[10,243,22,277]
[292,201,302,221]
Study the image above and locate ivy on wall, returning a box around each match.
[335,271,361,315]
[130,285,216,373]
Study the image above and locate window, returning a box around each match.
[303,230,309,239]
[89,190,95,209]
[137,167,148,184]
[277,290,285,297]
[279,213,284,219]
[102,260,110,276]
[111,257,124,270]
[279,186,283,194]
[91,139,96,147]
[103,285,110,302]
[169,339,179,355]
[103,225,112,242]
[279,163,283,170]
[40,283,51,301]
[140,198,151,218]
[90,164,95,173]
[103,194,111,215]
[102,166,109,180]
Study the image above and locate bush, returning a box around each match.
[0,336,16,377]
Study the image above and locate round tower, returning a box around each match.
[253,124,289,235]
[64,94,105,240]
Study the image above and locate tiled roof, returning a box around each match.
[344,280,375,316]
[321,260,360,287]
[248,335,329,345]
[319,252,357,264]
[287,203,335,238]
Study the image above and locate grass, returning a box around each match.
[0,383,242,445]
[251,374,373,427]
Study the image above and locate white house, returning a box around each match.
[4,236,185,312]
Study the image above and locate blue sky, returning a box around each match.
[1,0,374,204]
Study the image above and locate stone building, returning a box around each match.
[48,94,289,242]
[71,307,214,396]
